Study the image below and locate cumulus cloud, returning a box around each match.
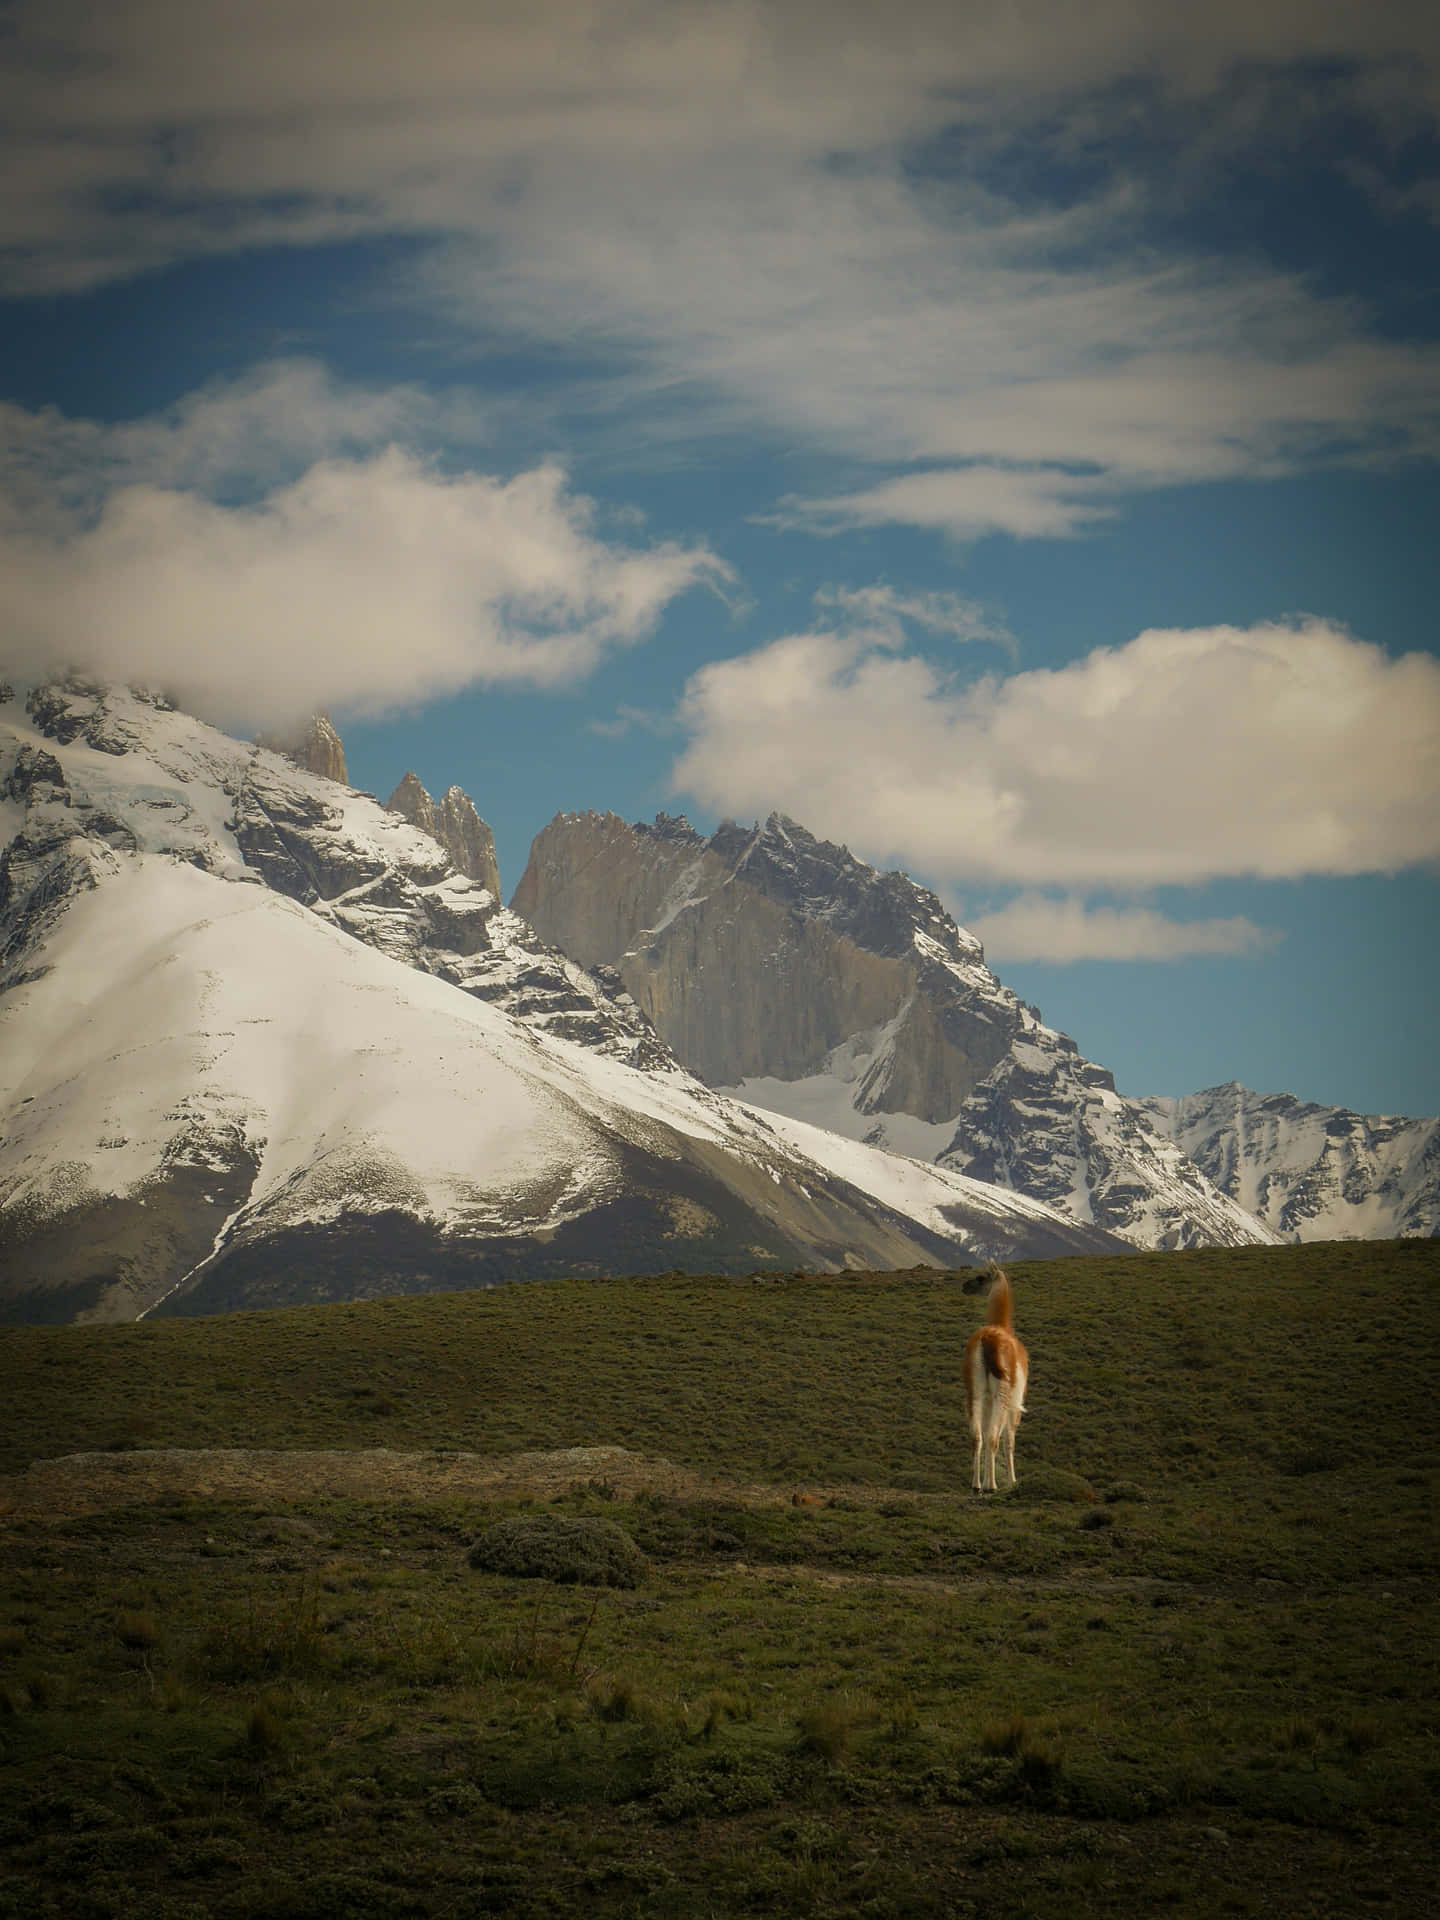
[0,389,728,730]
[672,617,1440,889]
[968,895,1281,963]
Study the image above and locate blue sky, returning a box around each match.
[1,1,1437,1116]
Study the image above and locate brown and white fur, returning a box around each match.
[963,1270,1029,1493]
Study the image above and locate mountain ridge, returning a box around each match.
[1138,1081,1440,1241]
[515,808,1429,1250]
[0,680,1128,1324]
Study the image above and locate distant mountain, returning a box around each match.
[0,680,1128,1324]
[513,810,1285,1250]
[1136,1083,1440,1242]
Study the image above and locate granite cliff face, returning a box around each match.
[512,811,1019,1128]
[0,679,1128,1323]
[1137,1083,1440,1241]
[514,810,1282,1250]
[386,771,502,902]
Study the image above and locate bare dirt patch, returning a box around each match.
[0,1443,915,1518]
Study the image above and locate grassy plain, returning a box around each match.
[0,1239,1436,1916]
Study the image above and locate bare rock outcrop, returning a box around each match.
[256,712,348,784]
[513,810,1017,1118]
[387,771,501,901]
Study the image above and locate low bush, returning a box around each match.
[467,1514,648,1587]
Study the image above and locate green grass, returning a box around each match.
[0,1238,1437,1917]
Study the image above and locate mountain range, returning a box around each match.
[2,680,1433,1325]
[0,679,1130,1325]
[515,809,1436,1247]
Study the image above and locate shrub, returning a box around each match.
[467,1515,647,1587]
[1009,1466,1096,1505]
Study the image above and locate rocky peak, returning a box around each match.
[387,769,437,836]
[1135,1082,1440,1242]
[514,805,1283,1249]
[255,712,348,784]
[514,808,1020,1115]
[638,811,704,846]
[386,771,501,900]
[719,812,986,967]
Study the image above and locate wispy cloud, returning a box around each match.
[0,360,481,533]
[770,468,1117,542]
[813,583,1016,652]
[3,3,1439,534]
[586,703,676,740]
[968,894,1281,963]
[672,616,1440,888]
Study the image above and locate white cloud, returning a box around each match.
[0,360,470,534]
[813,584,1016,651]
[1,428,728,732]
[968,894,1281,963]
[586,702,674,740]
[672,617,1440,888]
[2,4,1438,529]
[772,468,1117,542]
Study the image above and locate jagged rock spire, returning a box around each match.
[256,712,348,784]
[386,770,501,900]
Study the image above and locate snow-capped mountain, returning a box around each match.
[1136,1083,1440,1242]
[0,679,1129,1324]
[514,810,1283,1250]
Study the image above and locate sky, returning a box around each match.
[1,0,1437,1117]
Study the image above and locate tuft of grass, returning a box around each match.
[245,1698,286,1752]
[982,1713,1032,1758]
[700,1690,754,1738]
[116,1610,159,1650]
[586,1675,672,1727]
[795,1694,873,1762]
[1343,1713,1386,1755]
[194,1576,327,1683]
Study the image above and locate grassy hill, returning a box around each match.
[0,1239,1436,1917]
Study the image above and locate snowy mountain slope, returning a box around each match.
[8,680,668,1066]
[0,680,1129,1322]
[514,810,1281,1250]
[1136,1083,1440,1241]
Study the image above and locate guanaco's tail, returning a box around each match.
[984,1267,1014,1333]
